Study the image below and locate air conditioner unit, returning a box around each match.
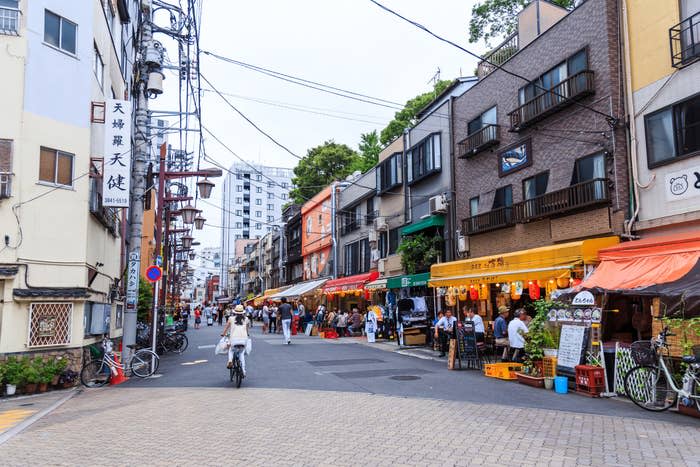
[429,195,447,214]
[374,217,388,231]
[377,259,386,273]
[368,230,377,243]
[457,235,469,254]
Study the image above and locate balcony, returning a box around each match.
[366,210,378,225]
[670,11,700,68]
[508,70,595,131]
[477,32,519,78]
[516,178,610,222]
[0,6,19,35]
[457,124,500,157]
[463,206,514,235]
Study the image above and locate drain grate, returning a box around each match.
[307,358,384,367]
[390,375,421,381]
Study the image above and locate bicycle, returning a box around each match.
[623,326,700,412]
[229,344,245,388]
[81,339,160,387]
[159,331,188,354]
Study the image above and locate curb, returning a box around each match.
[0,387,79,446]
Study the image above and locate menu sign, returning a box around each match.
[556,324,588,374]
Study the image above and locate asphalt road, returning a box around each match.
[128,320,697,426]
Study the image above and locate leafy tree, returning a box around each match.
[137,277,153,322]
[396,233,443,274]
[351,130,382,174]
[380,80,453,146]
[468,0,574,46]
[290,140,360,204]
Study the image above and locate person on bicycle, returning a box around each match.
[222,304,250,376]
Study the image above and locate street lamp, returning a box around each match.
[197,177,215,199]
[181,234,194,249]
[189,252,196,260]
[181,204,198,224]
[194,213,206,230]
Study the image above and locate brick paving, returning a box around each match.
[1,386,698,466]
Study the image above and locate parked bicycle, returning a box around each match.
[229,344,245,388]
[80,338,159,387]
[159,330,188,354]
[623,326,700,412]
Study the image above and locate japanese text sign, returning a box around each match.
[102,99,132,207]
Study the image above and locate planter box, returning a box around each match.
[678,403,700,419]
[515,372,545,388]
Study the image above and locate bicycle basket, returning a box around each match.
[630,340,656,366]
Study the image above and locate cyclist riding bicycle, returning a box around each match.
[222,304,249,377]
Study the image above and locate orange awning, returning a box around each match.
[322,271,379,294]
[580,232,700,290]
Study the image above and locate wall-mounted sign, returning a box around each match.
[665,165,700,202]
[102,99,132,207]
[37,316,57,337]
[499,139,532,177]
[572,290,595,306]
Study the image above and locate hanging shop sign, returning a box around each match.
[572,290,595,306]
[102,99,133,207]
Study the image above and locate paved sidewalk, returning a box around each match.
[0,388,77,444]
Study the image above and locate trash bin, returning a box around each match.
[554,376,568,394]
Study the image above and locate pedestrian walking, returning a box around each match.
[194,306,202,329]
[181,307,189,331]
[269,306,277,334]
[365,307,378,343]
[261,304,269,333]
[217,304,224,326]
[336,310,347,337]
[279,297,293,344]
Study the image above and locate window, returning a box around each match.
[235,209,242,216]
[94,43,104,88]
[267,215,274,222]
[235,222,242,229]
[523,172,549,200]
[645,93,700,167]
[281,193,287,200]
[388,228,400,255]
[365,198,375,224]
[39,147,73,186]
[267,203,274,210]
[268,192,274,199]
[281,182,288,188]
[236,185,242,192]
[469,196,479,217]
[256,174,262,181]
[268,181,274,187]
[318,214,322,225]
[306,217,312,234]
[519,49,588,106]
[120,40,128,78]
[467,106,497,135]
[344,239,370,275]
[235,197,242,204]
[0,0,20,35]
[254,211,261,217]
[236,173,242,180]
[255,223,262,229]
[255,199,262,205]
[571,153,605,184]
[28,303,72,347]
[379,228,401,258]
[376,152,401,193]
[342,205,360,234]
[267,227,272,232]
[44,10,77,55]
[0,139,12,198]
[256,186,262,193]
[407,133,441,184]
[492,185,513,209]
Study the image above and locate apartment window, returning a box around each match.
[39,147,73,187]
[342,205,360,234]
[0,0,20,35]
[235,222,242,229]
[268,181,274,187]
[467,106,497,135]
[519,49,588,106]
[469,196,479,217]
[344,239,370,275]
[388,228,400,255]
[571,153,605,184]
[256,174,262,181]
[235,209,242,216]
[255,211,262,217]
[235,197,242,203]
[236,185,242,192]
[120,40,128,78]
[523,172,549,200]
[0,139,12,198]
[267,215,274,222]
[255,223,262,229]
[255,199,262,205]
[94,43,104,89]
[267,203,274,210]
[365,198,375,224]
[267,192,274,199]
[377,152,401,193]
[281,193,287,200]
[645,93,700,167]
[281,182,288,188]
[236,173,242,180]
[492,185,513,209]
[306,217,312,234]
[407,133,441,184]
[44,10,77,55]
[256,186,262,193]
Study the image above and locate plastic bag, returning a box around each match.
[245,338,252,355]
[215,336,229,355]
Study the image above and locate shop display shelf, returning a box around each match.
[484,362,523,380]
[515,372,545,388]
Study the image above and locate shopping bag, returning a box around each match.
[245,338,252,355]
[215,336,229,355]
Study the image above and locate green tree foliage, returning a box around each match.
[396,233,443,275]
[468,0,574,46]
[351,130,382,174]
[138,277,153,322]
[380,80,453,146]
[289,140,360,204]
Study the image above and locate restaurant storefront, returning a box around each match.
[322,271,379,312]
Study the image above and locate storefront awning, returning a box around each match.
[387,272,430,289]
[254,286,291,305]
[365,278,388,290]
[322,271,380,294]
[270,277,329,300]
[579,232,700,317]
[429,236,619,287]
[401,215,445,236]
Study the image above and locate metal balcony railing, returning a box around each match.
[457,124,500,157]
[477,32,519,78]
[515,178,610,222]
[0,6,19,35]
[670,11,700,68]
[463,206,514,235]
[366,210,378,225]
[508,70,595,131]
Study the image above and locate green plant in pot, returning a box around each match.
[22,357,41,394]
[49,358,69,386]
[3,357,26,395]
[522,300,563,377]
[38,359,57,392]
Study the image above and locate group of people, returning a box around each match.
[433,304,531,362]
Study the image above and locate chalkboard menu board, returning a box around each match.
[556,324,589,375]
[457,321,480,369]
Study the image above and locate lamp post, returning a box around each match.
[197,177,215,199]
[194,213,205,230]
[181,204,198,224]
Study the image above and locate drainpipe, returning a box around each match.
[331,181,338,279]
[448,96,458,262]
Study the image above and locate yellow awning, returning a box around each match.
[429,236,619,287]
[254,286,291,306]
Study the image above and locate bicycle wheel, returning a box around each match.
[229,364,235,382]
[624,365,677,411]
[81,359,111,387]
[174,334,188,353]
[131,349,159,377]
[234,357,243,388]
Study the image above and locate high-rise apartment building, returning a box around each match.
[221,162,293,290]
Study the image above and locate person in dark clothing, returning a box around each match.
[279,297,293,344]
[217,305,224,326]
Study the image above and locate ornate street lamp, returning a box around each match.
[180,204,198,224]
[197,178,215,199]
[194,213,206,230]
[189,252,196,260]
[181,235,194,249]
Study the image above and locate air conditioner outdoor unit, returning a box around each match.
[377,259,385,273]
[429,195,447,214]
[374,217,388,231]
[368,230,377,242]
[457,234,469,254]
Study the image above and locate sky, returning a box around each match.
[159,0,486,250]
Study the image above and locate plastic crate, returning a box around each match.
[484,363,523,380]
[575,365,605,397]
[543,356,557,378]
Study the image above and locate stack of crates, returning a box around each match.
[575,365,605,397]
[543,356,557,378]
[483,362,523,380]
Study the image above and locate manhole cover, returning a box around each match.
[390,375,421,381]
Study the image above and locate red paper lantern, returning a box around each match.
[469,288,479,300]
[364,289,370,300]
[529,280,541,300]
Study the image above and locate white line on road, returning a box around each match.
[198,344,216,349]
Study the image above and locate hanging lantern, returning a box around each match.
[556,277,570,288]
[194,214,206,230]
[479,284,490,300]
[529,280,541,300]
[546,279,557,298]
[458,286,468,301]
[180,204,198,224]
[339,291,345,297]
[445,292,456,307]
[181,235,194,249]
[197,177,215,199]
[469,287,479,300]
[188,252,195,260]
[355,290,361,296]
[365,289,370,300]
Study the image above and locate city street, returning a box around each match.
[1,323,698,466]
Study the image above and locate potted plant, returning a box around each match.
[38,358,57,393]
[50,358,68,386]
[3,357,25,396]
[542,325,560,357]
[22,357,41,394]
[516,299,555,388]
[58,369,78,389]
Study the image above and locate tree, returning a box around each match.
[137,277,153,322]
[468,0,574,46]
[289,141,360,204]
[380,80,453,146]
[352,131,382,174]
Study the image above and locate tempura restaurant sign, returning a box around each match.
[102,99,132,207]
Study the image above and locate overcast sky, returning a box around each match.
[166,0,485,249]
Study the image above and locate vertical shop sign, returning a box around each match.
[103,99,132,207]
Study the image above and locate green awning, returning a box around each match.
[400,215,445,236]
[387,272,431,289]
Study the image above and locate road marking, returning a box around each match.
[181,359,209,366]
[0,409,36,431]
[0,388,77,446]
[198,344,216,349]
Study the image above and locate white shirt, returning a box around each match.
[467,314,485,334]
[435,316,457,332]
[508,318,528,349]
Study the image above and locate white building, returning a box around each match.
[220,162,292,290]
[0,0,139,364]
